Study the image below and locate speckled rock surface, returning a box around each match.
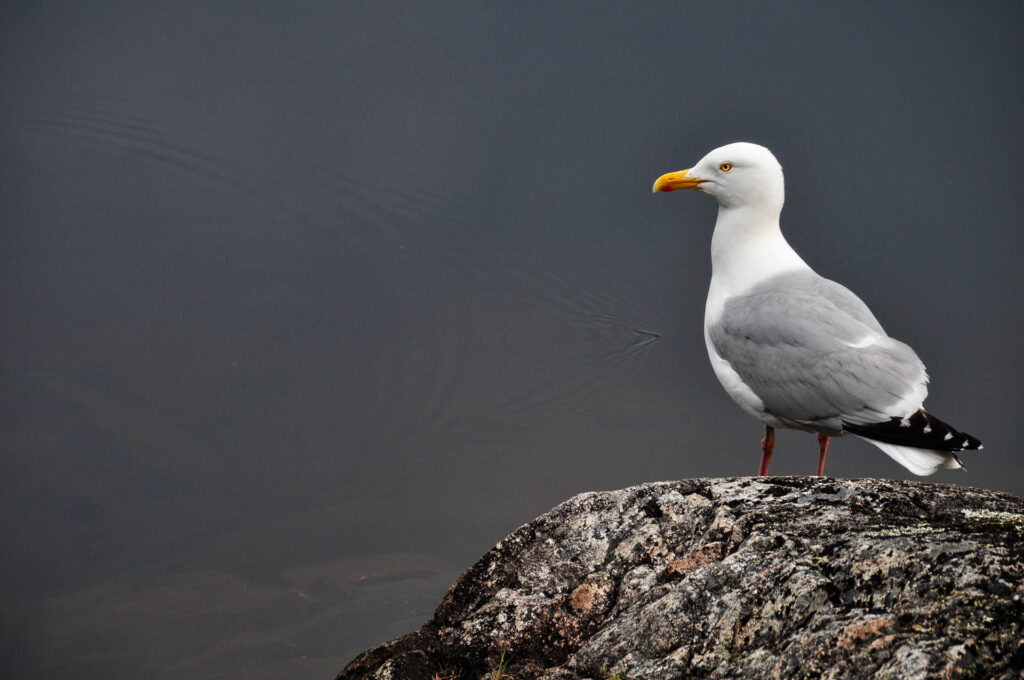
[336,477,1024,680]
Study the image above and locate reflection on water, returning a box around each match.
[27,553,458,679]
[2,3,1021,679]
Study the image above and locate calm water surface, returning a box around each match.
[2,3,1022,678]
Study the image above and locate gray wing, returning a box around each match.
[708,270,927,430]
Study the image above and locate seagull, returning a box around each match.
[653,142,981,476]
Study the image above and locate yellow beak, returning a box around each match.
[652,169,706,193]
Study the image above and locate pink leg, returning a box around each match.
[817,434,830,477]
[759,425,775,476]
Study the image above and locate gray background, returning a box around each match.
[2,2,1021,678]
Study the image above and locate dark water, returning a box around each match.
[2,2,1022,678]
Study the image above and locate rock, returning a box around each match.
[336,477,1024,680]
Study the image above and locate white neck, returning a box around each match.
[709,204,808,297]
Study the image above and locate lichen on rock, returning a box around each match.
[336,477,1024,680]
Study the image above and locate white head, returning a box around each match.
[653,142,785,215]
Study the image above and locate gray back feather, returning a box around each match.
[709,270,927,429]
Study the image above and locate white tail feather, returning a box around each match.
[855,436,963,476]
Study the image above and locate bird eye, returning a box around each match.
[719,162,733,173]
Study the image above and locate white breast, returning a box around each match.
[702,213,811,430]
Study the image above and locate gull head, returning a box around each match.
[653,142,785,212]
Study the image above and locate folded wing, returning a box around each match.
[708,270,928,432]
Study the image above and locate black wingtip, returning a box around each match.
[843,409,982,452]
